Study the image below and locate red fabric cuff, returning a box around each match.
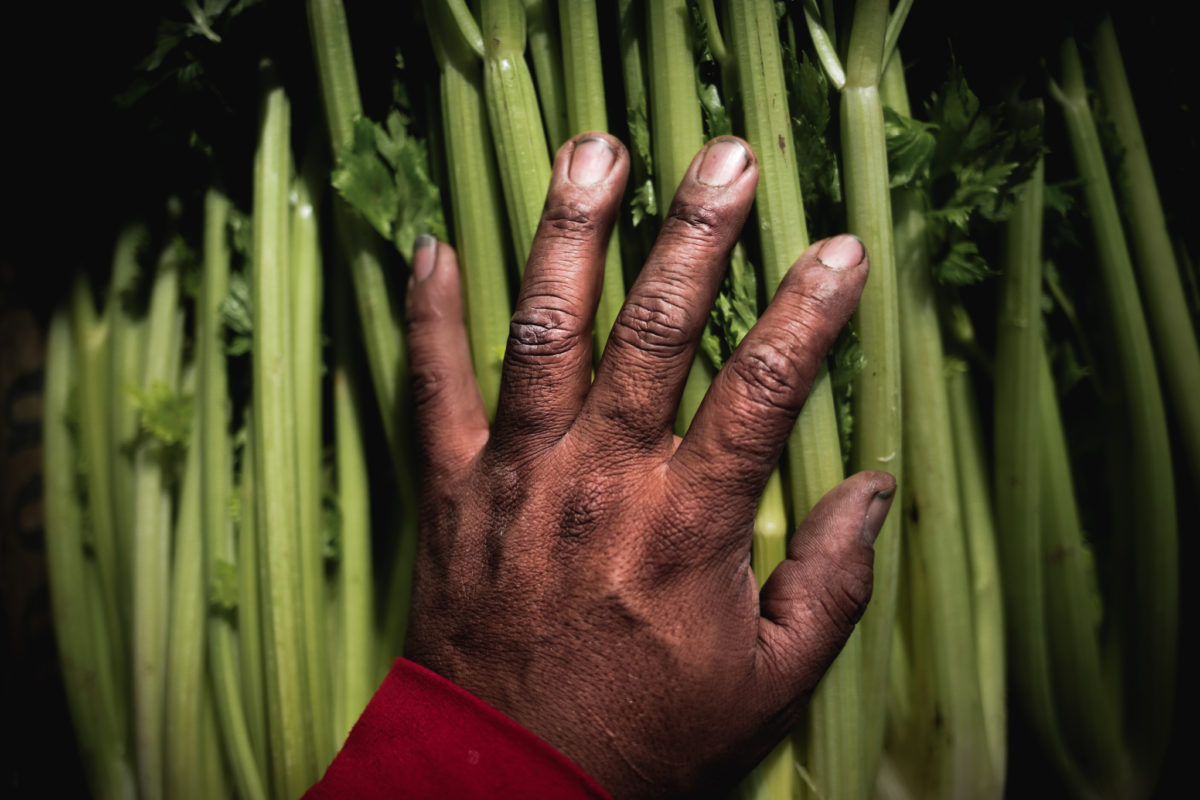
[305,658,613,799]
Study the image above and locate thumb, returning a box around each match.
[754,470,896,705]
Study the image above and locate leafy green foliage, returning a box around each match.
[332,111,447,265]
[688,1,733,140]
[884,63,1043,286]
[129,382,194,447]
[631,180,657,228]
[219,271,254,356]
[883,106,935,189]
[782,46,842,209]
[701,248,759,371]
[829,324,865,465]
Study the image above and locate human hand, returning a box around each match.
[402,131,895,799]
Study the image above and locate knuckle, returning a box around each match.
[727,339,804,413]
[507,302,585,361]
[818,556,875,634]
[411,361,454,412]
[611,285,692,358]
[785,269,853,332]
[540,198,600,242]
[663,199,724,244]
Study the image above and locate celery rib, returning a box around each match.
[131,237,186,800]
[1051,38,1177,794]
[560,0,625,355]
[1092,17,1200,489]
[483,0,554,270]
[253,69,317,799]
[427,0,513,416]
[647,0,712,430]
[198,188,268,800]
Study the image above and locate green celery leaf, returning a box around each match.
[332,116,400,243]
[332,111,447,265]
[219,270,253,355]
[208,558,239,613]
[934,238,995,286]
[883,106,936,189]
[631,180,657,228]
[129,382,194,447]
[629,104,653,177]
[784,47,841,207]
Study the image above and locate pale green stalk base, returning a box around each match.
[131,242,185,800]
[945,364,1006,788]
[199,188,268,800]
[108,224,149,633]
[238,413,270,779]
[1037,350,1134,798]
[293,163,334,770]
[893,183,994,799]
[484,0,554,270]
[1092,17,1200,489]
[70,279,127,700]
[427,0,512,416]
[1053,40,1177,793]
[308,0,403,464]
[837,3,903,786]
[253,72,317,800]
[334,344,376,745]
[524,0,569,149]
[883,55,995,797]
[45,308,137,800]
[560,0,624,356]
[165,376,209,800]
[646,0,711,430]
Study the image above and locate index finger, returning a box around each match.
[669,236,868,507]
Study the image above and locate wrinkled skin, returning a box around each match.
[403,132,895,799]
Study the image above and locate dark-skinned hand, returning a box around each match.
[402,131,896,799]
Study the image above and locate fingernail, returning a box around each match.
[413,234,438,282]
[569,137,617,185]
[862,487,895,545]
[817,235,866,271]
[697,138,750,186]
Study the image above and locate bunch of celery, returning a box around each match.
[41,2,1190,799]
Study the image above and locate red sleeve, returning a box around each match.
[304,658,614,800]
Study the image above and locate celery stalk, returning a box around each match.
[1037,348,1134,796]
[1092,16,1200,487]
[69,275,128,724]
[45,306,136,800]
[523,0,569,148]
[945,363,1006,789]
[165,366,210,800]
[993,153,1092,799]
[292,156,334,770]
[724,2,852,797]
[483,0,554,269]
[647,0,712,429]
[252,68,317,799]
[560,0,625,355]
[883,59,996,799]
[813,2,903,789]
[307,0,404,465]
[131,236,186,800]
[107,224,149,634]
[238,411,269,778]
[426,0,512,416]
[198,189,267,800]
[1051,39,1177,793]
[333,282,376,744]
